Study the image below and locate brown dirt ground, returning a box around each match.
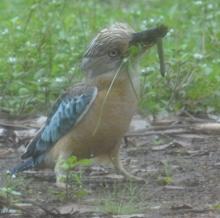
[0,115,220,218]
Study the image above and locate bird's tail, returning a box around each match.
[9,158,34,175]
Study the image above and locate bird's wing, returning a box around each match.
[21,84,97,159]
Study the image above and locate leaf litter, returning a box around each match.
[0,113,220,217]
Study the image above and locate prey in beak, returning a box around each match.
[129,25,168,76]
[130,25,168,46]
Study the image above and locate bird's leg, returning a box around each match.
[110,145,145,182]
[54,153,70,188]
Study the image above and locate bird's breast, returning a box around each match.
[49,79,137,162]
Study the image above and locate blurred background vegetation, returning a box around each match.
[0,0,220,116]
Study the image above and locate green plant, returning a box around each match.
[98,182,146,215]
[60,155,92,200]
[0,0,220,115]
[212,203,220,212]
[0,174,23,214]
[157,160,173,185]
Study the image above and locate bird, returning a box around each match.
[10,23,168,186]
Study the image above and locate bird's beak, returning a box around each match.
[130,25,168,46]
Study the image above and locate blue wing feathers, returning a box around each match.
[21,86,97,164]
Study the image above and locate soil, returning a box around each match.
[0,114,220,218]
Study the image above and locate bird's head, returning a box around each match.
[81,23,168,80]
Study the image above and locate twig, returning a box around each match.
[0,119,42,129]
[191,123,220,133]
[126,122,220,138]
[126,128,190,137]
[0,121,31,129]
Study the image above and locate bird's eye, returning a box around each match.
[108,49,119,57]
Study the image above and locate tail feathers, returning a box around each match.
[9,158,34,175]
